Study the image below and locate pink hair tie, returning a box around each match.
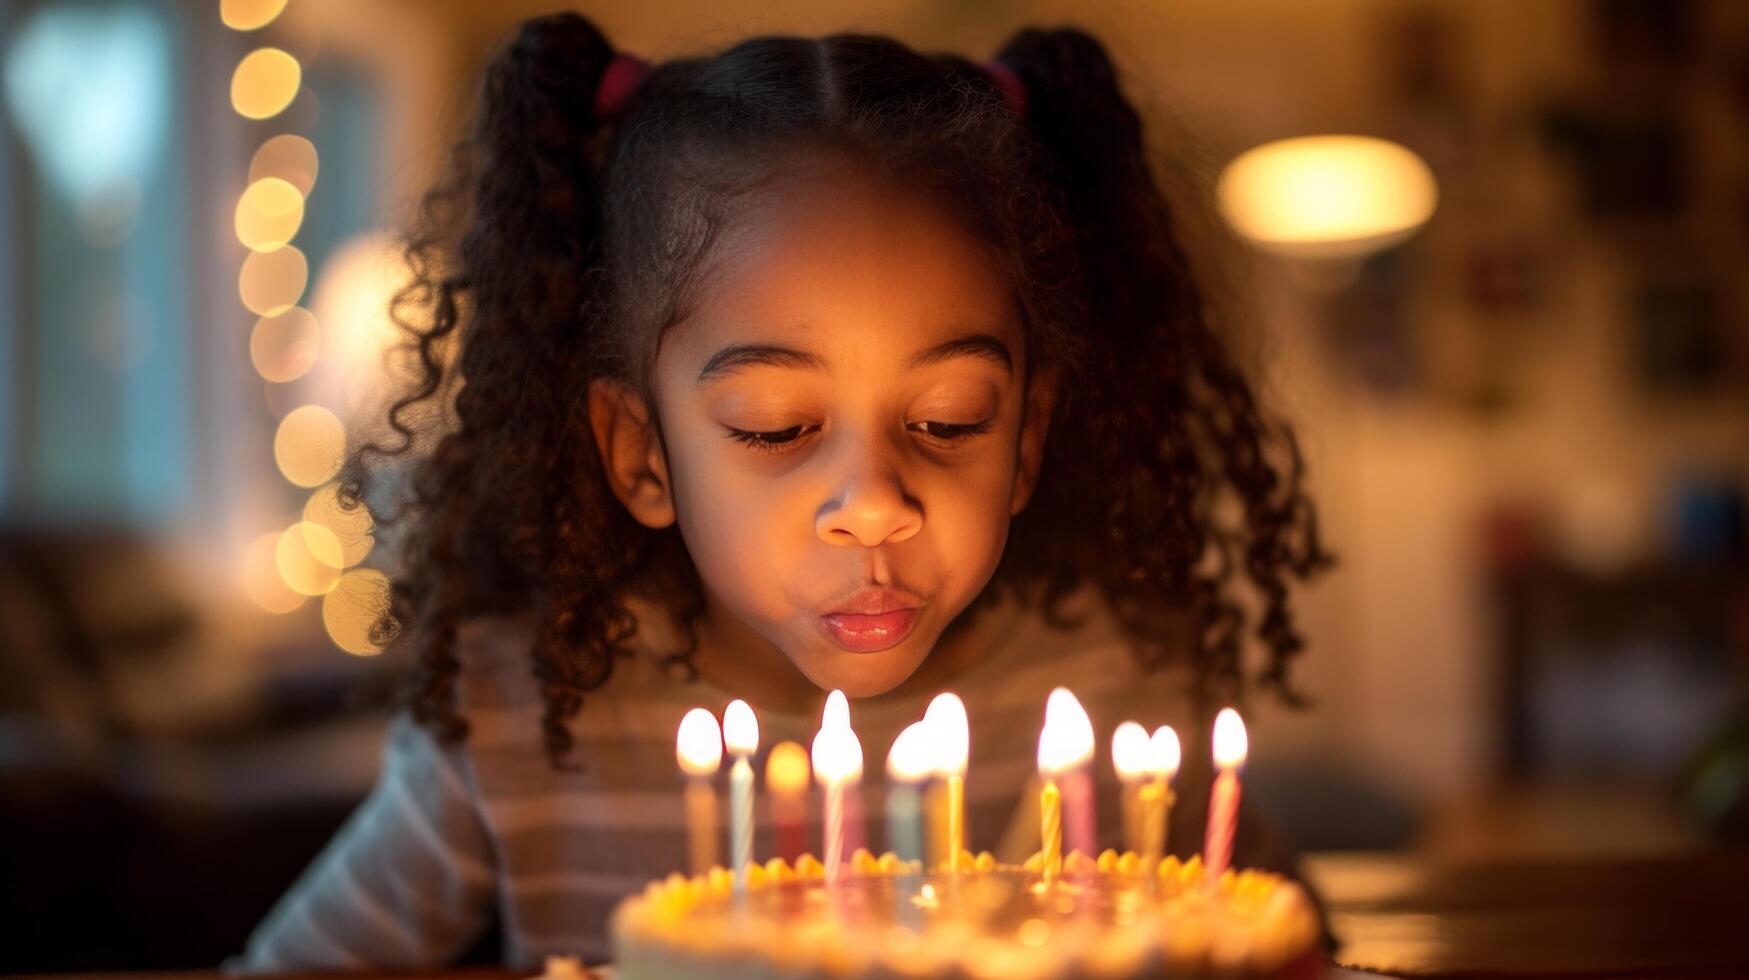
[982,60,1027,116]
[595,52,650,119]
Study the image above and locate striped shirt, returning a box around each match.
[231,586,1300,972]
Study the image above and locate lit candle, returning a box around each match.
[765,741,810,863]
[1143,725,1181,872]
[811,690,863,887]
[676,707,723,876]
[1037,687,1094,886]
[1111,721,1151,855]
[1203,708,1247,885]
[886,721,930,864]
[722,699,759,895]
[924,693,969,871]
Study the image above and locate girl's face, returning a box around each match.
[591,155,1055,699]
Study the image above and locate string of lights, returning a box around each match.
[223,0,386,655]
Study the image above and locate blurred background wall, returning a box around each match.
[2,0,1746,971]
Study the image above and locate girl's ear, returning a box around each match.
[1009,365,1061,516]
[588,379,677,529]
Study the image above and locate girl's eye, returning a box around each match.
[910,419,993,442]
[724,419,993,455]
[726,425,811,454]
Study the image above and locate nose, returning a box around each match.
[815,451,923,549]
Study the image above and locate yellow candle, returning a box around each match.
[1040,777,1062,885]
[924,693,969,872]
[1145,725,1181,870]
[1111,721,1150,854]
[1037,688,1090,887]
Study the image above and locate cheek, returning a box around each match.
[664,432,805,611]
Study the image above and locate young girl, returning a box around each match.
[234,12,1331,972]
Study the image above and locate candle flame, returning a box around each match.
[723,699,759,756]
[1037,687,1094,775]
[822,689,850,731]
[923,692,969,776]
[676,707,723,777]
[1110,720,1150,781]
[811,722,863,785]
[887,720,933,782]
[1149,725,1182,779]
[765,740,810,796]
[1212,708,1248,770]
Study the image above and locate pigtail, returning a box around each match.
[995,29,1334,708]
[348,12,645,765]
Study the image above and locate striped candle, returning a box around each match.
[1201,708,1247,886]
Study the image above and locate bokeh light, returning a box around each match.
[1217,135,1438,259]
[249,306,320,383]
[242,529,304,613]
[273,403,345,487]
[322,568,390,655]
[303,482,374,567]
[238,244,308,316]
[230,47,300,120]
[234,176,304,251]
[248,134,318,195]
[275,520,343,596]
[220,0,290,31]
[309,232,414,411]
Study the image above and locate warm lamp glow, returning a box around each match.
[676,708,723,777]
[887,721,933,783]
[1110,721,1150,781]
[1217,135,1437,260]
[1212,708,1248,770]
[235,176,304,252]
[323,568,388,655]
[242,530,304,613]
[1149,725,1182,779]
[230,47,300,120]
[273,404,344,488]
[765,740,810,796]
[1038,687,1094,775]
[923,692,968,776]
[309,232,417,413]
[723,699,759,756]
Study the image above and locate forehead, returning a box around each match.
[656,156,1022,377]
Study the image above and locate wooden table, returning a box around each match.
[1308,849,1749,978]
[41,850,1749,979]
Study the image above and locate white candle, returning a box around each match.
[811,690,863,887]
[675,707,723,876]
[1202,708,1247,886]
[722,699,759,895]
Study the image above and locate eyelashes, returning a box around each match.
[725,420,994,455]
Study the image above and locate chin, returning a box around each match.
[793,642,930,699]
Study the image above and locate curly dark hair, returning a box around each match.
[342,13,1334,768]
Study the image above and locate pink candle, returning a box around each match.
[1202,708,1247,885]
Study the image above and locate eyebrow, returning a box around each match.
[695,333,1014,386]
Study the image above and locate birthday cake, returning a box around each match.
[610,848,1323,980]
